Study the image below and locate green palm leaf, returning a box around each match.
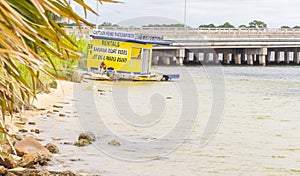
[0,0,121,119]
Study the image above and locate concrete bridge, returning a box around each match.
[66,27,300,66]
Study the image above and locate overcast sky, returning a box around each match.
[73,0,300,28]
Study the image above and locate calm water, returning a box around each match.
[35,66,300,175]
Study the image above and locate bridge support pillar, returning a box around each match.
[193,53,199,63]
[258,55,266,66]
[153,56,159,65]
[223,53,231,64]
[241,54,246,64]
[213,53,219,64]
[176,57,184,66]
[266,51,272,65]
[294,51,299,65]
[234,53,242,65]
[284,51,290,64]
[253,55,258,65]
[162,57,170,65]
[176,48,185,65]
[247,54,253,65]
[204,52,210,64]
[275,51,281,64]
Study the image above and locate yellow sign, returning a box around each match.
[87,39,152,73]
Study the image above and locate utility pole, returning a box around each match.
[68,0,70,24]
[184,0,187,28]
[96,0,99,29]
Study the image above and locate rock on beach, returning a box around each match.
[14,136,51,156]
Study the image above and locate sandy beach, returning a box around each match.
[4,80,73,137]
[2,81,86,175]
[32,81,74,112]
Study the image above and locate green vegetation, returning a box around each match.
[281,25,300,29]
[199,20,267,29]
[46,11,65,27]
[249,20,267,28]
[238,24,248,29]
[70,20,300,30]
[99,22,119,27]
[66,21,119,28]
[218,22,235,28]
[199,22,235,28]
[143,24,185,27]
[0,0,120,143]
[199,24,217,28]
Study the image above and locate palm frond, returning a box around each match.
[0,0,120,118]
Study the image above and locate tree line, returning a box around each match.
[198,20,300,29]
[82,20,300,29]
[199,20,267,28]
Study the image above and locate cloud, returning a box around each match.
[118,16,181,27]
[73,0,300,28]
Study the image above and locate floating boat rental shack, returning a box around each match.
[86,29,179,81]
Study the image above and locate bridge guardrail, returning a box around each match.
[64,27,300,40]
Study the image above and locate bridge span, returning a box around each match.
[66,27,300,66]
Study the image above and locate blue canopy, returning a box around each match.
[90,35,172,46]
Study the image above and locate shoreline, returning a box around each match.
[31,80,74,114]
[3,81,98,175]
[6,80,74,139]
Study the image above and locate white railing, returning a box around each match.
[64,27,300,40]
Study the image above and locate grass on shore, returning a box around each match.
[19,35,89,93]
